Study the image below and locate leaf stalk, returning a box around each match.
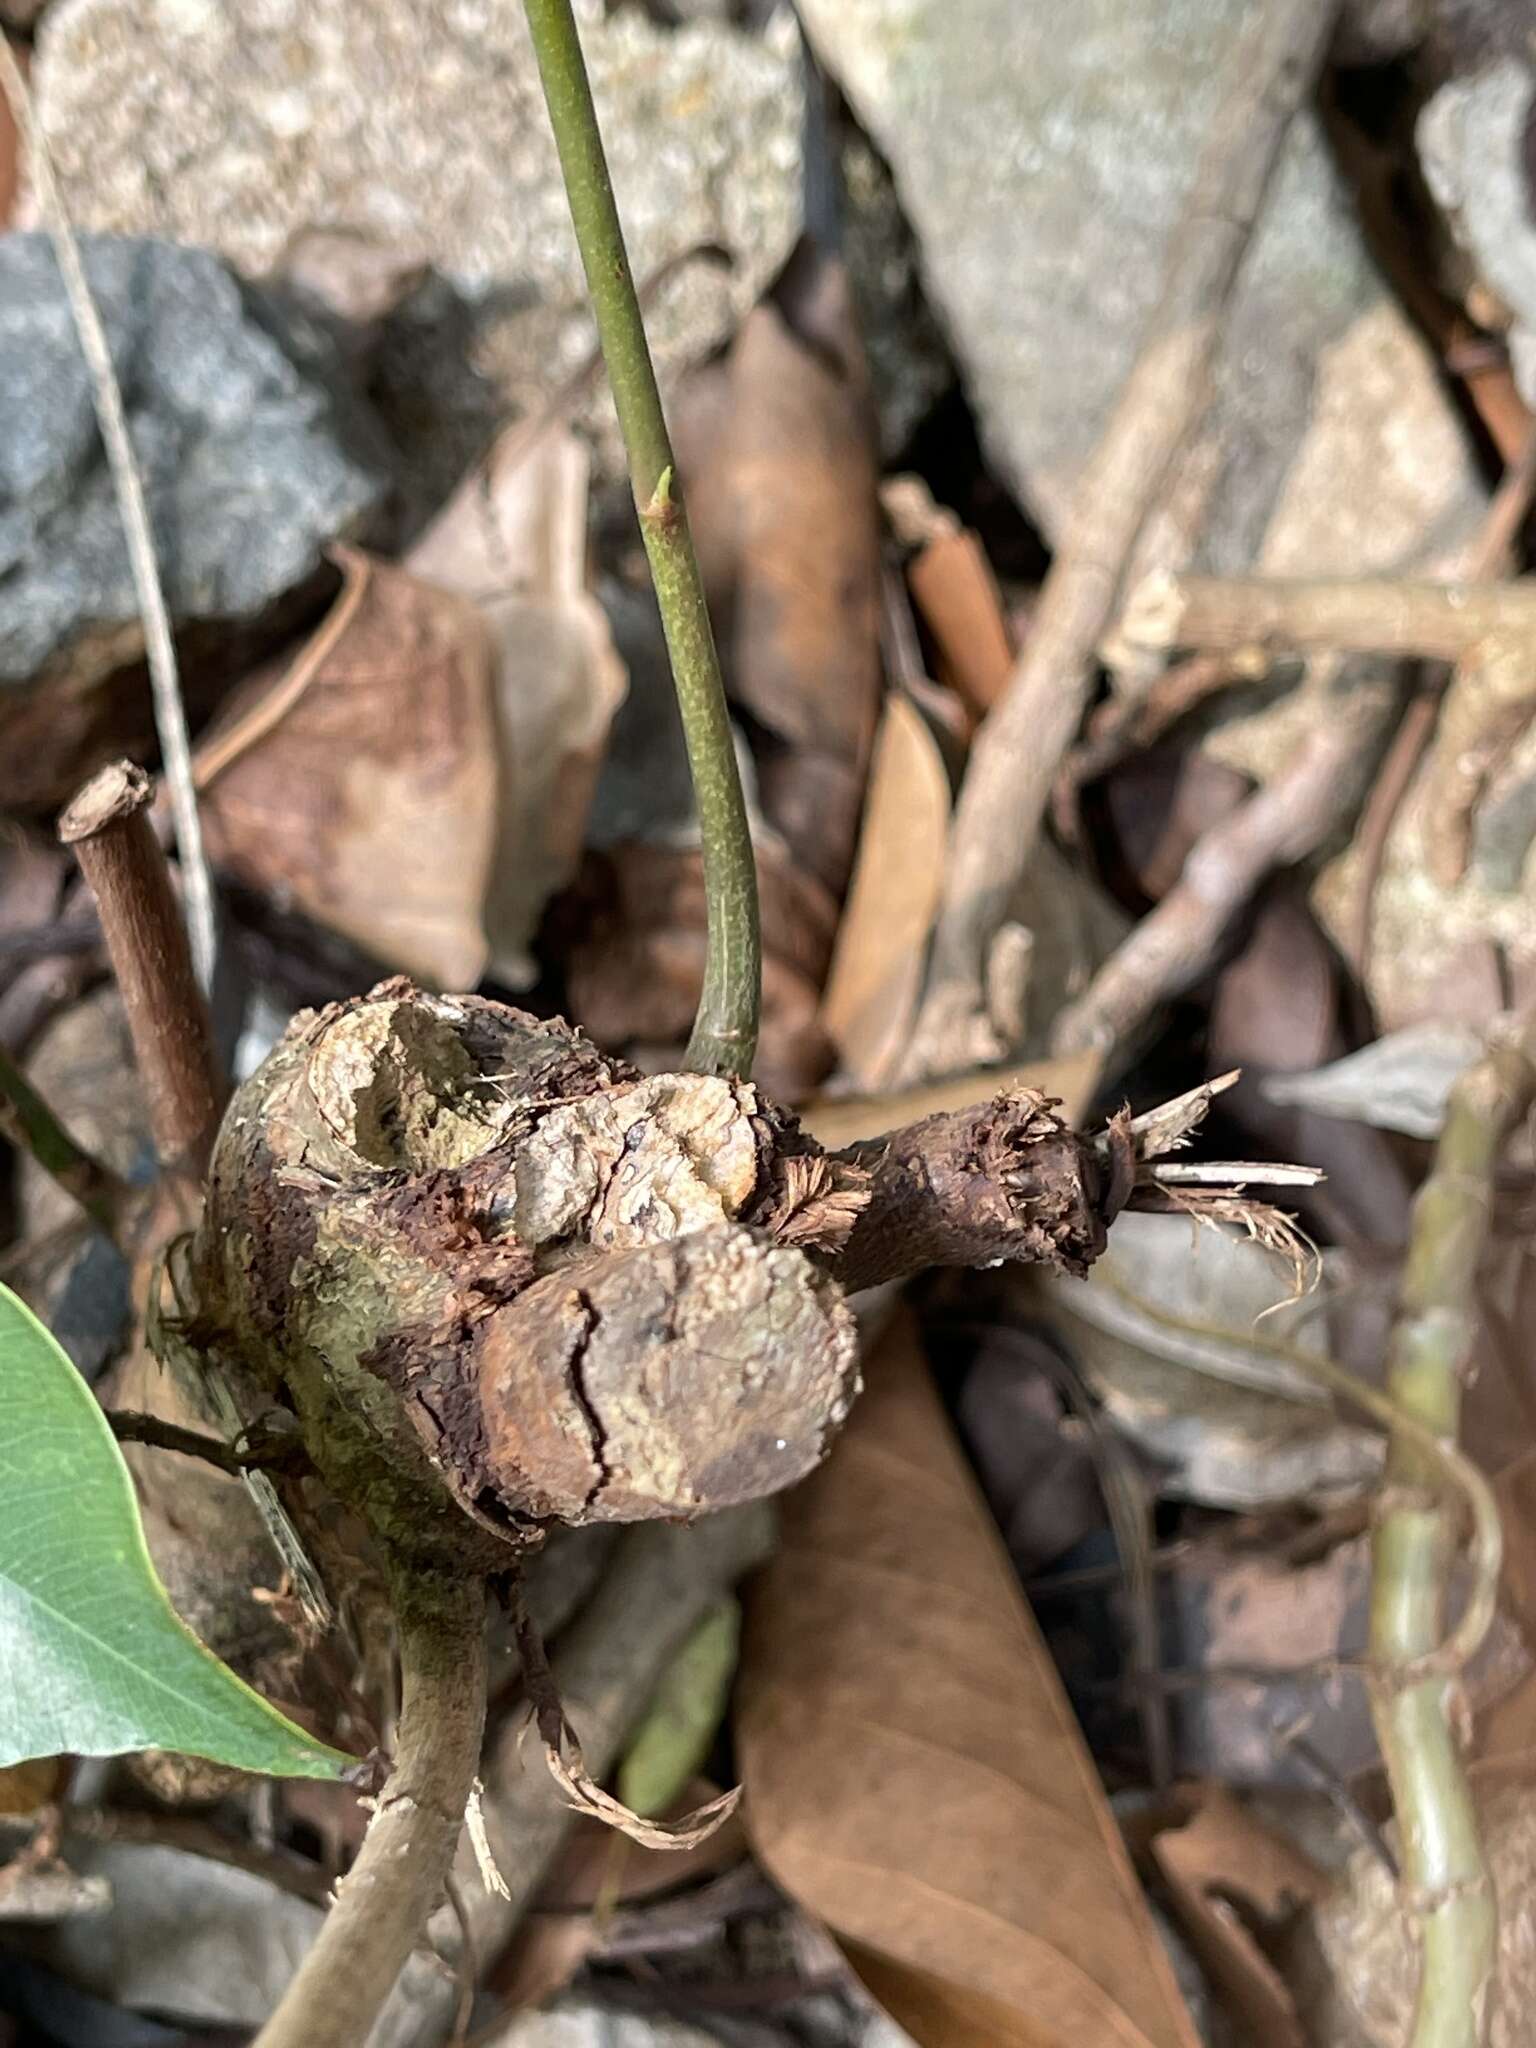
[522,0,760,1077]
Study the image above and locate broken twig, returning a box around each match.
[1052,662,1393,1057]
[902,0,1341,1078]
[1121,569,1536,665]
[57,762,224,1179]
[1346,427,1536,970]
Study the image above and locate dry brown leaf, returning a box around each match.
[406,422,626,986]
[556,838,840,1103]
[197,548,497,988]
[736,1311,1201,2048]
[907,527,1015,722]
[1150,1785,1327,2048]
[819,690,951,1090]
[801,1048,1101,1152]
[0,1758,63,1817]
[675,237,882,905]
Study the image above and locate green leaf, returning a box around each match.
[0,1284,348,1779]
[618,1597,740,1819]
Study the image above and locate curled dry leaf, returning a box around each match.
[907,524,1015,722]
[736,1310,1201,2048]
[1206,877,1412,1252]
[1150,1785,1328,2048]
[675,236,882,906]
[196,547,497,988]
[406,422,626,986]
[819,689,951,1091]
[514,1594,741,1854]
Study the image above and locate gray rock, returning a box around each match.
[0,233,387,699]
[1418,57,1536,409]
[798,0,1483,581]
[1335,0,1430,63]
[34,0,806,481]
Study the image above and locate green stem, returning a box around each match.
[1367,1025,1536,2048]
[523,0,760,1079]
[0,1041,126,1239]
[255,1564,488,2048]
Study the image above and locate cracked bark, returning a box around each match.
[189,981,1111,1560]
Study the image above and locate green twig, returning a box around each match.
[522,0,760,1078]
[1367,1022,1536,2048]
[0,1041,127,1239]
[254,1564,489,2048]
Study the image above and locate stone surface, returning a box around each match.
[1419,56,1536,408]
[0,233,389,798]
[798,0,1483,586]
[35,0,805,480]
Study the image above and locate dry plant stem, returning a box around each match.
[58,761,223,1178]
[1367,1020,1536,2048]
[1063,651,1241,796]
[1094,1275,1502,1680]
[0,1040,126,1237]
[904,0,1339,1076]
[1122,571,1536,663]
[522,0,760,1078]
[1349,428,1536,971]
[256,1566,488,2048]
[0,42,216,992]
[1423,634,1532,885]
[369,1511,772,2048]
[106,1409,277,1476]
[1053,664,1389,1055]
[1349,683,1441,975]
[826,1089,1108,1293]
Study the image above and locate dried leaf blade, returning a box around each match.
[737,1312,1201,2048]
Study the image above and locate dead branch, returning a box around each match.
[901,0,1341,1079]
[1347,427,1536,970]
[1052,662,1393,1057]
[823,1087,1110,1294]
[105,1409,301,1476]
[57,761,224,1179]
[255,1568,488,2048]
[1367,1015,1536,2048]
[1421,632,1536,885]
[1121,570,1536,664]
